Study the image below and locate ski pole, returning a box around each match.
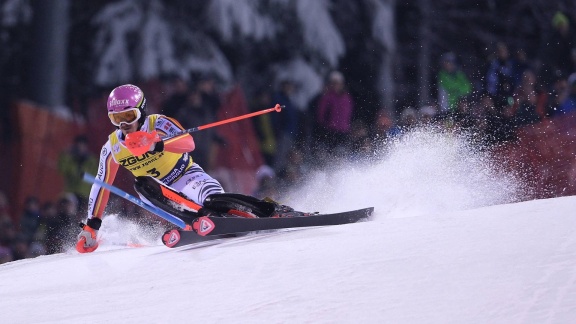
[125,104,283,155]
[162,103,283,141]
[82,173,189,230]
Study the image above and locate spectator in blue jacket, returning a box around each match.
[558,73,576,115]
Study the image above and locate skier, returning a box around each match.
[76,84,292,253]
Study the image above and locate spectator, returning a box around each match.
[437,52,472,113]
[513,48,532,86]
[418,105,438,126]
[558,73,576,115]
[278,148,307,189]
[0,246,13,264]
[538,11,576,82]
[57,135,98,214]
[372,108,396,143]
[253,165,279,199]
[390,107,418,136]
[26,241,47,258]
[0,191,10,226]
[174,74,223,172]
[486,42,518,111]
[271,79,300,172]
[175,88,215,170]
[450,97,477,131]
[161,75,190,117]
[37,202,57,245]
[251,89,276,166]
[11,234,29,261]
[510,70,541,127]
[19,196,41,242]
[349,119,369,144]
[309,84,327,151]
[0,215,16,257]
[545,72,570,117]
[43,196,75,254]
[196,73,221,114]
[349,120,374,162]
[480,93,515,144]
[316,71,355,153]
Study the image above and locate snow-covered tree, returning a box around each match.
[295,0,345,68]
[88,0,394,112]
[207,0,277,42]
[92,0,143,85]
[1,0,31,26]
[91,0,235,87]
[0,0,32,106]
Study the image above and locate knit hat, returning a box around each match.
[552,11,569,28]
[441,52,457,63]
[329,71,345,84]
[568,73,576,86]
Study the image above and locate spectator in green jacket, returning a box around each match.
[57,135,98,214]
[437,52,473,114]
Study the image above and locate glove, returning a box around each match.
[76,217,102,253]
[149,138,164,152]
[125,131,162,156]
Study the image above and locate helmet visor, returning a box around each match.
[108,108,141,126]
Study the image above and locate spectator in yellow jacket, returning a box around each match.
[57,135,98,213]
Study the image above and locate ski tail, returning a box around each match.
[162,229,247,248]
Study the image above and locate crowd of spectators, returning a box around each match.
[2,11,576,265]
[0,192,80,264]
[0,134,99,264]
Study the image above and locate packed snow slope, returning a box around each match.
[2,130,576,324]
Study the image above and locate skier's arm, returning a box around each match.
[162,133,195,153]
[86,142,119,219]
[77,141,118,253]
[155,116,195,153]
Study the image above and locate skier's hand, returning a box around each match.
[125,131,162,156]
[76,218,102,253]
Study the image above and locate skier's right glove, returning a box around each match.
[125,131,162,156]
[76,217,102,253]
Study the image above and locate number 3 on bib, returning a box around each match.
[147,168,160,177]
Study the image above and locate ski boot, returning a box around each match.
[263,198,316,218]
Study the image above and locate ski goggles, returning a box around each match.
[108,108,141,126]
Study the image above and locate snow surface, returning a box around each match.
[2,130,576,323]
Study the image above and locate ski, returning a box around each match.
[83,173,374,248]
[161,229,247,248]
[161,228,232,248]
[191,207,374,236]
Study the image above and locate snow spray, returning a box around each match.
[286,127,526,219]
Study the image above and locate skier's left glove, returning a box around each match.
[76,217,102,253]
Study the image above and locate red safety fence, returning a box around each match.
[493,112,576,198]
[6,101,86,219]
[3,84,264,223]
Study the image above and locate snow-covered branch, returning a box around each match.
[295,0,344,67]
[207,0,276,42]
